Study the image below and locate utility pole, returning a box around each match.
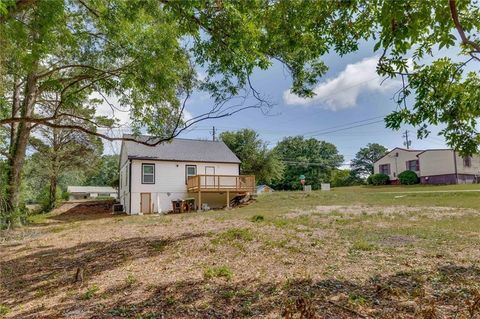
[403,130,411,149]
[211,126,216,141]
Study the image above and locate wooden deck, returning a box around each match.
[187,175,255,193]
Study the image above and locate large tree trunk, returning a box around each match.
[48,175,57,210]
[5,73,37,223]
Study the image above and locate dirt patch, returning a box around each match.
[283,205,476,219]
[1,199,480,318]
[381,235,417,246]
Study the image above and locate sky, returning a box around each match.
[99,40,452,165]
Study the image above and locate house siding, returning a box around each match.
[129,159,240,214]
[418,150,480,184]
[418,150,456,177]
[373,148,422,181]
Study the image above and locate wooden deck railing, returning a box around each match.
[187,175,255,193]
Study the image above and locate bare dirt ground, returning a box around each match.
[1,195,480,319]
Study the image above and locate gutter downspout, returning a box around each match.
[128,159,132,214]
[453,150,458,184]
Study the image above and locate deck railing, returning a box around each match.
[187,175,255,193]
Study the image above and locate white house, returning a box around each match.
[373,148,422,183]
[373,147,480,184]
[119,135,255,214]
[417,149,480,184]
[67,186,118,201]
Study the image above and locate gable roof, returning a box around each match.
[67,186,116,194]
[374,147,424,164]
[416,149,453,157]
[122,134,241,164]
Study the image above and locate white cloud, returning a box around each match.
[92,92,132,126]
[183,109,193,122]
[283,56,399,110]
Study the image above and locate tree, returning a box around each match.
[1,0,359,225]
[84,155,119,187]
[273,136,344,190]
[29,126,102,210]
[331,169,364,187]
[358,1,480,155]
[351,143,388,177]
[220,129,283,184]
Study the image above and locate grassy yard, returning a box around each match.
[1,186,480,318]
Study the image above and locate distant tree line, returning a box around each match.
[0,127,119,213]
[220,129,388,190]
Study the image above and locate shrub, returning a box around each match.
[250,215,265,222]
[398,170,419,185]
[370,173,390,185]
[366,175,373,185]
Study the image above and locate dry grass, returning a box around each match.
[1,189,480,318]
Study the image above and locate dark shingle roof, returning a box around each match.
[122,135,241,164]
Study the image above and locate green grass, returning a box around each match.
[213,228,254,243]
[0,304,9,316]
[81,284,99,300]
[232,185,480,218]
[203,265,234,280]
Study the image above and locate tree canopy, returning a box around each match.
[1,0,359,225]
[2,0,480,226]
[220,129,283,185]
[273,136,344,190]
[351,143,388,176]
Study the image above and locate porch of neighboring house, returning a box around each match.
[187,175,255,209]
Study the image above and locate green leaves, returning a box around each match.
[351,143,388,176]
[220,129,284,185]
[273,136,344,190]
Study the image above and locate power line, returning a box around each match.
[307,119,386,137]
[402,130,411,149]
[211,126,216,141]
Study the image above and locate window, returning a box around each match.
[463,156,472,167]
[406,160,420,171]
[142,164,155,184]
[379,164,390,175]
[185,165,197,183]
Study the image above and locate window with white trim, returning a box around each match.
[185,165,197,183]
[142,164,155,184]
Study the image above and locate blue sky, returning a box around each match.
[101,40,451,164]
[176,42,448,165]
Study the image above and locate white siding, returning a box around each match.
[129,160,240,214]
[456,153,480,176]
[118,150,131,214]
[418,150,456,177]
[373,148,422,180]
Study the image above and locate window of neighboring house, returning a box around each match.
[379,164,390,175]
[406,160,420,171]
[185,165,197,184]
[142,164,155,184]
[463,156,472,168]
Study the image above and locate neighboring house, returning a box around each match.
[256,185,273,193]
[373,148,423,183]
[67,186,118,201]
[418,149,480,184]
[119,135,255,214]
[373,147,480,184]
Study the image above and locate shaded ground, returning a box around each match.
[1,190,480,318]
